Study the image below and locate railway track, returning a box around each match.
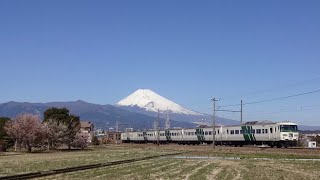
[0,152,185,180]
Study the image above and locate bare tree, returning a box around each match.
[43,119,68,150]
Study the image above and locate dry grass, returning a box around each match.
[0,144,177,177]
[2,144,320,179]
[37,158,320,180]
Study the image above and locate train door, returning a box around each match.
[269,126,273,140]
[220,126,223,143]
[126,132,130,141]
[181,129,184,141]
[143,131,147,142]
[225,128,228,140]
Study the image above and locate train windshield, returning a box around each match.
[280,125,298,132]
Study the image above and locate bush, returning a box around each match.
[91,136,100,145]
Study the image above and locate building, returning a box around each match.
[80,121,94,143]
[106,132,121,143]
[308,141,317,148]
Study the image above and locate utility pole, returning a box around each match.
[240,100,243,124]
[211,98,219,149]
[157,109,160,146]
[165,108,170,129]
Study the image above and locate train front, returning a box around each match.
[278,122,299,147]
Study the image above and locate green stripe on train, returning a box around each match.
[241,126,256,142]
[196,128,205,142]
[165,130,171,141]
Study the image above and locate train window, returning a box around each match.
[275,127,277,132]
[230,130,234,134]
[256,129,261,134]
[262,129,265,134]
[209,131,212,135]
[227,130,229,134]
[251,129,255,134]
[235,130,239,134]
[240,130,243,134]
[265,129,268,133]
[205,131,208,135]
[270,128,273,133]
[217,130,219,134]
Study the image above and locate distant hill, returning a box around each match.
[1,100,318,131]
[0,101,196,130]
[299,125,320,131]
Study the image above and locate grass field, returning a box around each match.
[38,158,320,180]
[0,145,177,177]
[1,144,320,179]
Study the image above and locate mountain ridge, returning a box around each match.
[0,100,196,130]
[0,100,319,131]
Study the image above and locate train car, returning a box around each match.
[121,121,299,148]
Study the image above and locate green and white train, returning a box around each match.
[121,121,299,148]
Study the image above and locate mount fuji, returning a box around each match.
[117,89,203,116]
[116,89,238,125]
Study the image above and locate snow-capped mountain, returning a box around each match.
[116,89,239,125]
[117,89,203,116]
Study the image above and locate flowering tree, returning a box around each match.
[5,114,43,152]
[71,132,89,149]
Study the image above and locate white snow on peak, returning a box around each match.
[116,89,203,116]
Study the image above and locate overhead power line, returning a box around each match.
[220,76,320,100]
[220,89,320,108]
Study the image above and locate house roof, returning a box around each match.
[80,121,93,128]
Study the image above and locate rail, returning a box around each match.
[0,152,185,180]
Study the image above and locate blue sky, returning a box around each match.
[0,1,319,125]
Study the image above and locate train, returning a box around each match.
[121,121,299,148]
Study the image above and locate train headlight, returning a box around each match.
[282,134,288,136]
